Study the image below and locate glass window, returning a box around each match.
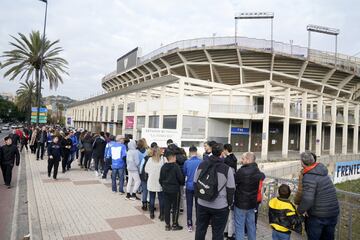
[149,115,159,128]
[117,105,124,122]
[137,116,145,130]
[111,106,115,121]
[105,107,108,121]
[182,116,206,139]
[163,115,177,129]
[127,102,135,112]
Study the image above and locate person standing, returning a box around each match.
[82,132,93,170]
[102,135,116,178]
[67,131,78,170]
[29,128,38,154]
[47,136,62,180]
[268,184,303,240]
[0,136,20,188]
[20,130,30,152]
[297,152,339,240]
[36,126,47,160]
[138,139,150,210]
[145,146,164,220]
[194,143,235,240]
[109,135,127,193]
[234,152,265,240]
[159,150,185,231]
[182,146,201,232]
[92,132,107,176]
[223,143,238,240]
[60,132,72,173]
[125,139,141,200]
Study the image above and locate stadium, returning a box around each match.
[66,36,360,160]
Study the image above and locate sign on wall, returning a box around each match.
[333,160,360,184]
[231,127,249,135]
[141,128,180,148]
[125,116,134,129]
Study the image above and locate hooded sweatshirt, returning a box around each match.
[126,140,140,172]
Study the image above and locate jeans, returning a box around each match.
[149,191,164,214]
[36,142,45,160]
[62,152,70,172]
[185,189,197,227]
[305,215,338,240]
[48,158,60,179]
[1,164,14,186]
[234,207,256,240]
[67,152,76,170]
[272,230,290,240]
[102,158,112,178]
[164,192,180,226]
[141,180,148,203]
[225,209,235,237]
[84,151,92,169]
[112,168,125,192]
[195,204,229,240]
[94,156,104,171]
[79,151,85,166]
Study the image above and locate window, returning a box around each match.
[100,106,103,121]
[127,102,135,112]
[137,116,145,130]
[105,107,108,121]
[163,115,177,129]
[182,116,206,139]
[117,105,123,122]
[111,105,115,121]
[149,115,159,128]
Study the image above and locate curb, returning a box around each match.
[26,153,43,240]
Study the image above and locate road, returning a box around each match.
[0,126,29,240]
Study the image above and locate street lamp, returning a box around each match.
[36,0,48,126]
[306,24,340,66]
[234,12,274,52]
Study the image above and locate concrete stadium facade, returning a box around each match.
[66,36,360,160]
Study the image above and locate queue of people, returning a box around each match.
[0,125,340,240]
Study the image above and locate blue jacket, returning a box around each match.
[70,135,78,153]
[183,156,202,190]
[108,142,127,169]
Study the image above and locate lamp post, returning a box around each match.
[234,12,274,51]
[36,0,48,126]
[306,24,340,66]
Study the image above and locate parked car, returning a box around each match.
[1,125,10,131]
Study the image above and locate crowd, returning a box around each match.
[0,125,340,240]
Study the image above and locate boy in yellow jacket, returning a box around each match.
[268,184,303,240]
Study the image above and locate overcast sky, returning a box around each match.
[0,0,359,100]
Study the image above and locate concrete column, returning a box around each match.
[300,92,307,153]
[159,86,165,128]
[176,79,185,138]
[309,102,314,151]
[261,81,270,160]
[342,102,349,154]
[330,99,337,155]
[282,88,290,159]
[145,90,151,128]
[316,96,323,157]
[122,94,128,134]
[133,92,139,138]
[353,105,359,154]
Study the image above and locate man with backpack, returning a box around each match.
[193,143,235,240]
[234,152,265,240]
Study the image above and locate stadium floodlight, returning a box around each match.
[234,12,274,52]
[306,24,340,66]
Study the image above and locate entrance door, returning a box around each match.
[231,134,249,152]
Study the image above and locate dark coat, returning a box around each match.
[0,144,20,166]
[159,162,185,193]
[48,142,62,160]
[224,153,238,172]
[234,162,265,210]
[297,163,339,218]
[92,136,106,158]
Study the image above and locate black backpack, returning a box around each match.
[195,162,227,201]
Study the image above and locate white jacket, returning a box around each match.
[145,157,164,192]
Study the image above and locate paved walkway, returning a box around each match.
[26,152,285,240]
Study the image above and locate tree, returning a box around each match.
[1,30,68,97]
[0,96,25,122]
[16,80,37,124]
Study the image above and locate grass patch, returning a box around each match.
[336,178,360,193]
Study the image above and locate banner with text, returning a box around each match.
[141,128,180,148]
[333,160,360,184]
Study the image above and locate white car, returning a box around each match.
[1,126,10,131]
[11,125,17,129]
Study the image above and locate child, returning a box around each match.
[47,136,62,180]
[268,184,303,240]
[182,146,201,232]
[159,149,185,231]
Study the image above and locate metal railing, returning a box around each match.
[259,176,360,240]
[103,36,360,83]
[209,104,260,114]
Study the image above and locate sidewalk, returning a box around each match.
[26,152,275,240]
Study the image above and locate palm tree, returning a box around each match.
[16,80,37,124]
[1,30,68,91]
